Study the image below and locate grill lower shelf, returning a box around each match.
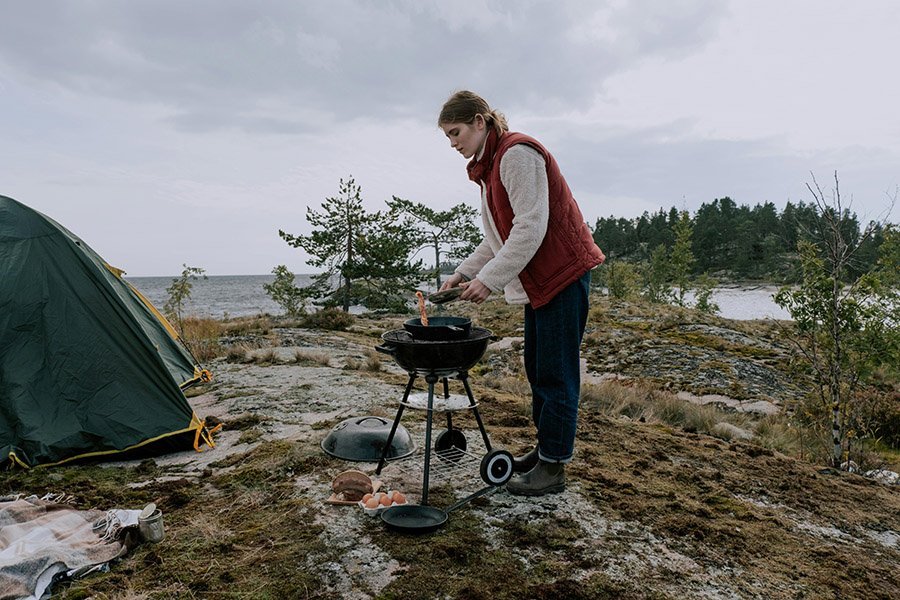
[401,392,477,412]
[377,434,486,501]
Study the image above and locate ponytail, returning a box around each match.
[439,91,509,135]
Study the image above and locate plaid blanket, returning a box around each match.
[0,495,140,600]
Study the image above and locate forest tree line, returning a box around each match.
[268,177,896,314]
[592,196,889,282]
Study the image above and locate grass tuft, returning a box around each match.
[343,350,381,371]
[292,349,332,367]
[250,349,278,365]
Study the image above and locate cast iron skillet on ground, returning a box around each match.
[380,486,501,534]
[380,504,448,533]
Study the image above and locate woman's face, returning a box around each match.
[440,115,487,159]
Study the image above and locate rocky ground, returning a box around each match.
[6,297,899,599]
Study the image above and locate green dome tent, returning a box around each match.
[0,195,215,468]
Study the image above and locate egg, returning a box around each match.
[364,497,379,509]
[392,491,406,504]
[379,494,393,507]
[362,493,373,503]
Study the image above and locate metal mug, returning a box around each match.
[138,508,165,543]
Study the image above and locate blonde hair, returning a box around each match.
[438,90,508,136]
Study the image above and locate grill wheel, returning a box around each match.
[480,449,514,486]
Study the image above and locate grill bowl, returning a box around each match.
[376,327,492,374]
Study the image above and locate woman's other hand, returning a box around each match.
[459,279,491,304]
[440,272,465,292]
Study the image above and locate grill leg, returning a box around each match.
[443,378,453,432]
[421,374,438,505]
[459,372,492,452]
[375,374,416,475]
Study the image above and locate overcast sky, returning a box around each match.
[2,1,897,276]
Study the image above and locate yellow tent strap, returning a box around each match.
[192,414,223,452]
[7,452,31,469]
[105,263,126,278]
[180,367,214,390]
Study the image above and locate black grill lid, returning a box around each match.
[321,415,415,462]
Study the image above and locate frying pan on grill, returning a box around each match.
[403,316,471,341]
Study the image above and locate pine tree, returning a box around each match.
[669,211,695,306]
[279,177,422,312]
[386,196,482,289]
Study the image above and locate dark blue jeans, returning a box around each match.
[523,270,591,463]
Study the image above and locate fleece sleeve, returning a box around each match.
[456,237,495,281]
[474,144,549,292]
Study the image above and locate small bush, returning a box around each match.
[263,265,306,317]
[221,316,274,336]
[853,388,900,448]
[692,273,720,314]
[302,308,354,331]
[601,260,641,300]
[163,264,206,331]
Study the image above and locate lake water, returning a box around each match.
[126,275,791,321]
[127,274,297,319]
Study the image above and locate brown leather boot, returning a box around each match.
[512,447,539,473]
[506,460,565,496]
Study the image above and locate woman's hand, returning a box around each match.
[459,279,492,304]
[440,272,465,292]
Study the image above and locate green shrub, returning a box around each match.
[602,260,641,300]
[263,265,305,317]
[302,308,354,331]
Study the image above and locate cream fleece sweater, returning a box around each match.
[456,144,550,305]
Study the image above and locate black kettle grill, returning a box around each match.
[374,325,514,533]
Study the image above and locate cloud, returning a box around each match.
[1,1,896,277]
[0,0,728,133]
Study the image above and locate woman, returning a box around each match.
[437,90,605,496]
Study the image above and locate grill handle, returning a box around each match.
[374,343,397,356]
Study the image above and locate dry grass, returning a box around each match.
[292,349,332,367]
[250,349,278,365]
[224,343,252,363]
[579,381,764,442]
[219,315,275,336]
[343,349,381,371]
[180,316,223,362]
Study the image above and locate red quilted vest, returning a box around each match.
[469,131,605,308]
